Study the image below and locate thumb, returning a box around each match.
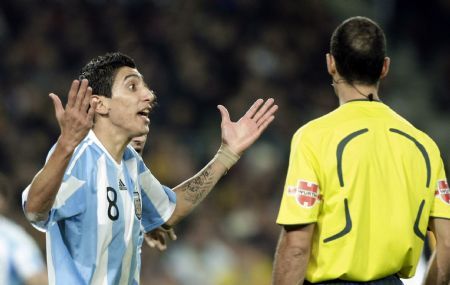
[49,93,64,122]
[217,105,231,124]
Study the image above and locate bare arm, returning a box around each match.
[424,218,450,285]
[273,224,315,285]
[166,98,278,226]
[25,80,96,221]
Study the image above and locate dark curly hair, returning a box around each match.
[79,52,136,97]
[330,16,386,85]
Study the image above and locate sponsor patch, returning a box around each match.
[435,179,450,205]
[287,180,321,208]
[134,191,142,220]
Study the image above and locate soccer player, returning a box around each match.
[22,52,278,284]
[0,173,48,285]
[130,134,177,252]
[272,17,450,285]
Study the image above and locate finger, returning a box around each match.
[257,115,275,133]
[252,98,275,122]
[155,234,167,251]
[81,87,93,112]
[86,98,97,124]
[243,98,264,119]
[145,237,156,248]
[256,104,278,126]
[168,229,177,241]
[74,79,89,110]
[156,242,167,251]
[49,93,64,122]
[217,105,231,124]
[66,80,80,108]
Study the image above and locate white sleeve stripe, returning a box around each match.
[139,172,173,218]
[54,176,86,209]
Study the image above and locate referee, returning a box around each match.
[273,17,450,285]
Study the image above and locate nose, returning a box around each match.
[144,89,156,103]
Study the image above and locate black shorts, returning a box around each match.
[304,275,403,285]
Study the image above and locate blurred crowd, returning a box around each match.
[0,0,448,284]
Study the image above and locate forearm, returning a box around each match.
[25,137,75,220]
[425,218,450,285]
[273,236,309,285]
[166,145,239,225]
[424,250,450,285]
[273,225,313,285]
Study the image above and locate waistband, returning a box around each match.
[304,275,403,285]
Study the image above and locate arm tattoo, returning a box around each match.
[182,165,216,205]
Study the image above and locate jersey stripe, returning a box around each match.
[336,128,369,187]
[389,128,431,187]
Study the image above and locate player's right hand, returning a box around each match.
[49,79,97,151]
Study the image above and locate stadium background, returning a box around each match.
[0,0,448,284]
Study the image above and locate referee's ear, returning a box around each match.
[379,57,390,80]
[326,53,337,76]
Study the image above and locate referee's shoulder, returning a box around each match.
[291,113,336,147]
[394,118,443,155]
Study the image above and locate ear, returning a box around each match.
[380,57,390,79]
[92,95,109,115]
[326,53,336,76]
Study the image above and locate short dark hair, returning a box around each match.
[79,52,136,98]
[330,16,386,85]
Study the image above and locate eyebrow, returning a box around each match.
[123,73,143,82]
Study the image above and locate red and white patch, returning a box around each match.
[287,180,321,208]
[435,179,450,205]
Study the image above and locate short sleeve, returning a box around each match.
[22,145,88,232]
[430,158,450,219]
[139,164,176,232]
[277,129,321,225]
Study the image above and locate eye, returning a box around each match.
[128,83,136,91]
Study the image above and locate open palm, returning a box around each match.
[218,98,278,155]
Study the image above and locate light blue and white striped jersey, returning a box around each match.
[22,131,176,285]
[0,216,46,285]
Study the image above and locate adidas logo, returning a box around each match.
[119,179,127,191]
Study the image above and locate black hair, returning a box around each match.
[79,52,136,97]
[330,16,386,85]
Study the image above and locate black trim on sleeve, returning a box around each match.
[336,129,369,187]
[323,199,352,243]
[389,128,431,188]
[413,200,426,241]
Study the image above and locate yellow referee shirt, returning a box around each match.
[277,100,450,282]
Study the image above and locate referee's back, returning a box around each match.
[277,100,448,282]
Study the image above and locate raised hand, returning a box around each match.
[217,98,278,155]
[49,79,97,151]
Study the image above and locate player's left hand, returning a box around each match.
[217,98,278,155]
[144,225,177,252]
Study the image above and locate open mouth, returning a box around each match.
[137,111,149,117]
[137,109,150,118]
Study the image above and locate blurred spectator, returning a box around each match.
[0,173,47,285]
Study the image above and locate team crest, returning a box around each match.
[133,191,142,220]
[435,179,450,205]
[287,180,321,208]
